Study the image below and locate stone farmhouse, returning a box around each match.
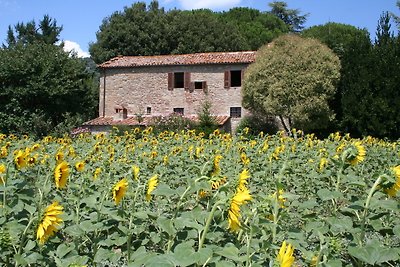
[83,51,256,133]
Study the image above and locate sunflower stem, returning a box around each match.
[198,200,223,251]
[15,215,35,266]
[359,175,383,246]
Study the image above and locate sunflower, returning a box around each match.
[273,189,286,208]
[238,169,250,192]
[146,175,158,201]
[132,165,140,180]
[112,178,128,205]
[227,188,252,232]
[386,166,400,197]
[14,150,28,169]
[0,146,7,158]
[93,167,102,180]
[54,161,69,189]
[211,155,223,177]
[36,202,63,244]
[277,241,295,267]
[75,161,85,172]
[55,151,64,163]
[0,164,6,185]
[348,141,366,165]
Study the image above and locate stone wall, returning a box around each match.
[99,64,250,132]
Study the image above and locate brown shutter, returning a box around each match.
[188,82,194,93]
[241,69,245,86]
[224,71,230,88]
[184,72,191,90]
[168,73,174,90]
[202,81,208,94]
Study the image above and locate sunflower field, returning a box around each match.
[0,128,400,267]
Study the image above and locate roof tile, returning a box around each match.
[99,51,256,68]
[83,115,230,127]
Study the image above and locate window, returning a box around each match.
[173,108,184,115]
[224,70,242,88]
[230,70,242,87]
[194,81,203,89]
[146,107,152,115]
[168,72,191,90]
[194,81,207,90]
[174,72,184,88]
[230,107,242,118]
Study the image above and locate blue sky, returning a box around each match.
[0,0,398,57]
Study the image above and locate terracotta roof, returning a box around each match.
[99,51,256,68]
[83,115,230,127]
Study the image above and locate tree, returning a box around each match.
[4,15,62,47]
[242,34,340,134]
[219,7,288,50]
[268,1,308,32]
[89,1,289,63]
[302,23,372,131]
[391,0,400,29]
[340,12,400,138]
[0,17,97,137]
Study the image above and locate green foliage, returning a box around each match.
[236,114,279,136]
[4,15,62,47]
[220,7,288,50]
[151,113,196,133]
[0,42,98,138]
[242,34,341,134]
[268,1,308,32]
[89,1,289,63]
[196,101,218,136]
[1,130,400,266]
[302,23,372,132]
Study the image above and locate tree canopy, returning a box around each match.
[242,34,341,133]
[89,1,290,63]
[4,15,62,48]
[0,16,98,137]
[268,1,308,32]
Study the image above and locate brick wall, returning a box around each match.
[99,64,250,132]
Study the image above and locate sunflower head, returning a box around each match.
[112,178,128,205]
[277,241,295,267]
[132,165,140,180]
[386,166,400,197]
[347,141,366,165]
[146,175,159,201]
[238,169,250,192]
[54,161,69,189]
[227,188,252,232]
[37,201,63,244]
[14,150,28,169]
[75,161,85,172]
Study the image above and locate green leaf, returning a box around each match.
[317,189,342,201]
[157,216,176,236]
[24,239,36,252]
[348,242,399,264]
[153,183,175,197]
[323,259,342,267]
[172,241,197,266]
[393,225,400,237]
[327,216,353,233]
[57,243,75,258]
[216,244,240,261]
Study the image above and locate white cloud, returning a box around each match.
[62,40,90,58]
[178,0,241,10]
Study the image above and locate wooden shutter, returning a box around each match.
[189,82,194,93]
[224,71,230,89]
[241,69,245,86]
[184,72,191,90]
[168,73,174,90]
[202,81,208,94]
